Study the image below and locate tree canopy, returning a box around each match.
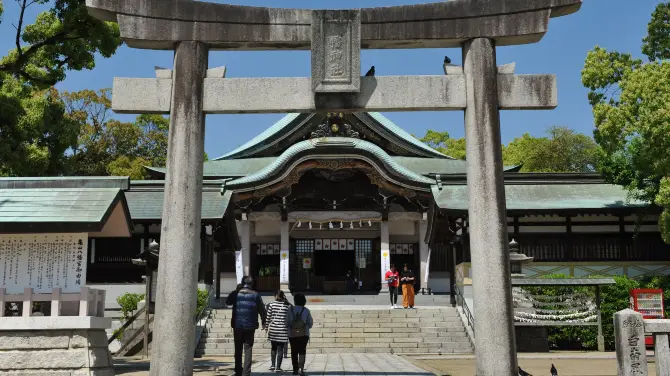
[63,89,170,179]
[581,2,670,241]
[0,0,120,87]
[0,1,186,179]
[419,126,598,173]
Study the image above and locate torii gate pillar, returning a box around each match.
[150,41,208,375]
[463,38,517,375]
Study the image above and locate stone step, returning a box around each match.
[203,328,465,337]
[196,346,472,356]
[207,315,460,324]
[200,335,470,345]
[198,341,472,351]
[205,320,463,329]
[211,309,457,317]
[202,330,467,341]
[198,306,473,356]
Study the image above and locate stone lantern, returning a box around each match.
[509,239,533,278]
[132,240,160,313]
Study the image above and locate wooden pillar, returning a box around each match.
[449,243,457,306]
[566,216,574,261]
[596,285,604,352]
[213,249,221,300]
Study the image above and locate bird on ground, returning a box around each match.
[444,56,451,65]
[365,66,375,76]
[550,364,558,376]
[518,366,532,376]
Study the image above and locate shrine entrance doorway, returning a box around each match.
[290,238,379,293]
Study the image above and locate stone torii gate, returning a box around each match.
[85,1,582,375]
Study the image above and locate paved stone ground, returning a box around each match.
[114,354,433,375]
[407,353,659,376]
[251,353,434,375]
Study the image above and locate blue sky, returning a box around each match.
[0,0,663,159]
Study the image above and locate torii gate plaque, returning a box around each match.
[86,1,582,375]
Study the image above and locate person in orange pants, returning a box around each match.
[400,263,416,309]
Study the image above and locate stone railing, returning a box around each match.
[614,308,670,376]
[0,287,113,375]
[0,287,106,317]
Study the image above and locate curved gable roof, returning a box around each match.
[214,112,452,161]
[224,137,436,192]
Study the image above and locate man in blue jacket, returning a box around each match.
[230,276,267,376]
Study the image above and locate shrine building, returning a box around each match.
[2,112,670,304]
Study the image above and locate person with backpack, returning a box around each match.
[286,293,313,376]
[266,290,292,372]
[231,276,267,376]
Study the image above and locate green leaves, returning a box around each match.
[642,3,670,61]
[0,74,79,176]
[0,0,121,87]
[418,126,597,173]
[504,127,599,173]
[583,3,670,243]
[63,89,169,179]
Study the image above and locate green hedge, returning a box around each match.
[117,288,209,320]
[526,274,669,351]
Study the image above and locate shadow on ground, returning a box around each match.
[113,357,234,374]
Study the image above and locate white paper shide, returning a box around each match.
[0,233,88,294]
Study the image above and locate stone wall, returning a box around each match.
[0,328,114,375]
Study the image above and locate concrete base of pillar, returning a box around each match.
[280,283,289,292]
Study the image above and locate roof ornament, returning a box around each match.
[310,113,360,139]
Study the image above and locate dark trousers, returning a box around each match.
[233,328,255,376]
[389,286,398,305]
[270,341,286,369]
[289,336,309,372]
[284,342,289,357]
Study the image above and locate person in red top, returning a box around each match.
[385,264,400,309]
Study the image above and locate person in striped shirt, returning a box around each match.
[266,290,292,372]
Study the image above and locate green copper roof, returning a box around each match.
[363,112,449,159]
[0,188,127,230]
[146,156,519,178]
[215,113,306,160]
[0,177,129,190]
[213,112,451,160]
[125,189,233,221]
[225,137,436,190]
[432,183,648,211]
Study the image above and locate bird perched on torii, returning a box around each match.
[365,66,375,76]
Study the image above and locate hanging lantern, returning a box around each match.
[329,222,334,229]
[297,220,302,227]
[368,220,372,227]
[309,222,313,229]
[340,221,344,229]
[350,222,354,229]
[359,220,363,227]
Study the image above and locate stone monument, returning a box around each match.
[614,309,649,376]
[85,1,583,375]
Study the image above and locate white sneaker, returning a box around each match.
[393,304,398,309]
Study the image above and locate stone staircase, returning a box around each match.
[197,307,473,356]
